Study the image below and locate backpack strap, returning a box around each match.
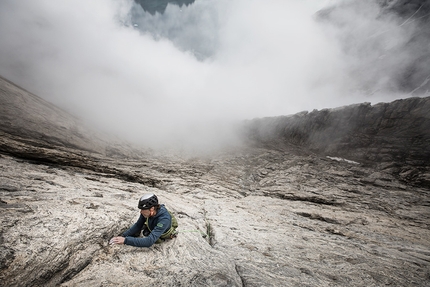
[144,210,178,240]
[160,210,178,239]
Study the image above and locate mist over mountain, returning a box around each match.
[0,0,428,151]
[317,0,430,94]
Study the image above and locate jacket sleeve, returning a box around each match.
[124,216,170,247]
[122,214,145,237]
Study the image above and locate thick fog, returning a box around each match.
[0,0,426,151]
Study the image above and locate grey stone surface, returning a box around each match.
[0,77,429,286]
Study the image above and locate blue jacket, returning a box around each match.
[122,205,171,247]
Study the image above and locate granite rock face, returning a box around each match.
[0,77,429,286]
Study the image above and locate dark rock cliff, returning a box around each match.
[134,0,195,15]
[243,97,430,187]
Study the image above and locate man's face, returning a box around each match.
[140,208,151,217]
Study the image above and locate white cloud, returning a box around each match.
[0,0,423,151]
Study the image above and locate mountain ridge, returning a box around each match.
[242,97,430,187]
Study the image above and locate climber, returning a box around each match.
[109,193,178,247]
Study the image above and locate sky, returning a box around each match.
[0,0,424,151]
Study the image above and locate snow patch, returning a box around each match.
[326,156,360,165]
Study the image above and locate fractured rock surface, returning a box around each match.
[1,149,429,286]
[0,77,429,286]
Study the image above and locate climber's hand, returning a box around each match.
[109,236,125,245]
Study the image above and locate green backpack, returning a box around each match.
[145,210,178,242]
